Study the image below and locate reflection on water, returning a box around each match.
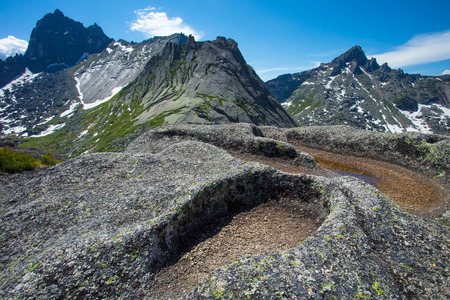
[333,170,378,186]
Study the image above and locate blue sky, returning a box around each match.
[1,0,449,81]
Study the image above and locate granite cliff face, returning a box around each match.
[1,123,449,299]
[267,46,450,134]
[110,36,296,127]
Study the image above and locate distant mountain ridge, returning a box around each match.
[267,46,450,134]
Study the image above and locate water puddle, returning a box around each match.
[332,170,378,186]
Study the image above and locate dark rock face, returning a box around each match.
[331,45,368,68]
[266,46,450,134]
[24,9,112,73]
[0,54,26,88]
[1,123,449,299]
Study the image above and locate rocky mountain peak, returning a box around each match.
[53,8,64,17]
[107,35,296,133]
[23,9,112,73]
[330,45,373,76]
[332,45,368,66]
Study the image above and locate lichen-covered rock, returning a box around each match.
[286,125,450,183]
[0,141,324,299]
[1,124,449,299]
[126,123,316,167]
[189,176,450,299]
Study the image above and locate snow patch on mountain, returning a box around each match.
[399,104,433,133]
[83,86,123,110]
[60,101,80,117]
[3,124,27,136]
[34,123,66,137]
[114,42,134,54]
[281,100,293,108]
[36,115,55,126]
[74,41,154,110]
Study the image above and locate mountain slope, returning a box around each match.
[113,36,296,127]
[267,46,450,134]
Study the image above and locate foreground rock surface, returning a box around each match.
[1,124,449,299]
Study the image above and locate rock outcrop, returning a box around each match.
[114,36,296,127]
[283,125,450,183]
[24,9,112,73]
[1,123,449,299]
[0,54,26,88]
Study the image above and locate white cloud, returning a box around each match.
[443,70,450,75]
[0,36,28,60]
[257,67,301,74]
[257,63,321,75]
[372,30,450,68]
[129,7,204,40]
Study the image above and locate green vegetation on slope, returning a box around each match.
[0,146,38,173]
[0,147,61,173]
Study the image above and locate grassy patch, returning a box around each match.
[0,146,39,173]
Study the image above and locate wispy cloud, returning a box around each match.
[256,63,321,81]
[443,70,450,75]
[257,63,321,75]
[372,30,450,68]
[0,36,28,60]
[129,7,204,40]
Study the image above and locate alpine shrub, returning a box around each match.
[0,146,39,173]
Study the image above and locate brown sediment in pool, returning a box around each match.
[146,199,324,299]
[293,144,448,219]
[233,143,448,219]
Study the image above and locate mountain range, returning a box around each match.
[267,46,450,134]
[0,10,295,155]
[0,10,449,157]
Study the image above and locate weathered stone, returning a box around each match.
[189,176,450,299]
[1,124,449,299]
